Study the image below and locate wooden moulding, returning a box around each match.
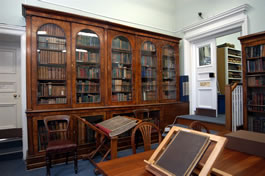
[144,126,228,176]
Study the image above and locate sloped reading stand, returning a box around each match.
[144,126,227,176]
[74,115,141,162]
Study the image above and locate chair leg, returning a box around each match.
[66,153,68,165]
[74,149,78,174]
[46,155,51,176]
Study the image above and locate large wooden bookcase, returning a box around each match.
[23,5,188,169]
[239,31,265,133]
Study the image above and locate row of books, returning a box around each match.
[78,116,103,144]
[228,72,241,78]
[77,94,100,103]
[76,51,99,63]
[141,56,157,67]
[248,76,265,86]
[163,85,176,91]
[77,67,100,79]
[38,50,66,64]
[112,38,131,50]
[112,79,131,87]
[248,116,265,133]
[38,24,65,37]
[163,80,176,86]
[39,97,67,104]
[112,68,132,79]
[76,80,99,93]
[38,125,47,151]
[112,84,132,92]
[142,42,156,52]
[112,93,132,101]
[246,45,265,58]
[141,67,157,78]
[38,66,66,80]
[163,70,176,79]
[38,36,66,50]
[247,58,265,72]
[228,49,241,56]
[76,35,99,47]
[142,91,157,101]
[142,85,157,92]
[228,57,241,64]
[162,59,175,69]
[248,91,265,111]
[163,47,174,57]
[38,83,66,96]
[162,92,176,99]
[112,53,131,64]
[228,64,241,71]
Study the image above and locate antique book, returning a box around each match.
[155,130,210,176]
[95,116,138,137]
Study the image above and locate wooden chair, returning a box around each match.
[189,121,210,133]
[44,115,78,176]
[131,122,162,154]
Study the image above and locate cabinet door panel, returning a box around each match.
[71,23,105,107]
[107,30,136,105]
[137,37,160,104]
[31,17,71,109]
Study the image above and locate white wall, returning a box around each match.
[24,0,177,36]
[175,0,265,35]
[216,32,241,51]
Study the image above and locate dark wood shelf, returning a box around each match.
[38,63,66,67]
[38,95,66,98]
[76,44,100,50]
[112,48,131,53]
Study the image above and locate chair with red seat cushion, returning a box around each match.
[44,115,78,176]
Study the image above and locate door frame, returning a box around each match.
[182,4,248,115]
[0,24,26,159]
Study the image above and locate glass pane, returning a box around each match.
[141,41,157,101]
[37,24,67,104]
[75,29,100,103]
[162,45,176,99]
[199,45,211,66]
[111,36,132,102]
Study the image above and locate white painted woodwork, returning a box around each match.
[183,4,248,114]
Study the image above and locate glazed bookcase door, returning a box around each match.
[161,43,178,102]
[108,30,136,105]
[71,23,105,107]
[31,17,71,109]
[139,38,160,103]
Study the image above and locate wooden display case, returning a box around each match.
[239,31,265,133]
[23,5,188,169]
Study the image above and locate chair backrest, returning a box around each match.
[43,115,70,141]
[189,121,210,133]
[131,122,162,154]
[133,109,151,121]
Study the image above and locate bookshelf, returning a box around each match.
[141,41,158,101]
[111,36,133,102]
[75,29,101,104]
[239,31,265,133]
[23,5,189,169]
[217,46,242,94]
[37,24,67,105]
[162,45,177,100]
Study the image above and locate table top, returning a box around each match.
[96,147,265,176]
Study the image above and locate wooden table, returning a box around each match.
[96,148,265,176]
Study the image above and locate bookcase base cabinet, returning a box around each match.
[26,102,189,169]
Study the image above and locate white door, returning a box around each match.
[0,47,21,129]
[195,39,217,117]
